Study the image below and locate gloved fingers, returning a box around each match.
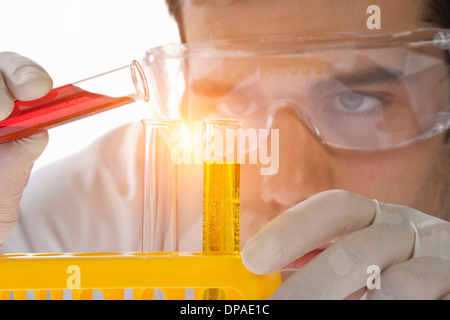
[366,257,450,300]
[0,72,14,120]
[0,51,52,104]
[375,201,450,260]
[0,131,49,246]
[268,222,415,299]
[413,223,450,259]
[242,190,377,274]
[0,52,51,247]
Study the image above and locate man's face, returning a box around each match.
[176,0,450,250]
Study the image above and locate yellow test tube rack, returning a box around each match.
[0,119,282,300]
[0,251,281,300]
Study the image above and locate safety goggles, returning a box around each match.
[143,28,450,151]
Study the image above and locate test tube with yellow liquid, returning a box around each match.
[202,118,244,299]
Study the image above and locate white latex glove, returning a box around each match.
[242,190,450,300]
[0,52,52,247]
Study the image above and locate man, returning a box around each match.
[164,0,450,300]
[0,0,449,299]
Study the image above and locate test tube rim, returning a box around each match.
[131,60,150,102]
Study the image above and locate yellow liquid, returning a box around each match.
[203,161,240,300]
[202,160,240,254]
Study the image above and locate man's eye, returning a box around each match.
[333,91,383,113]
[215,96,258,117]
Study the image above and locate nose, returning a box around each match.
[260,105,333,209]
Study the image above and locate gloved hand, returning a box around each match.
[242,189,450,300]
[0,52,52,247]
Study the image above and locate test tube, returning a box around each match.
[141,119,181,252]
[202,118,243,300]
[202,118,243,254]
[0,60,149,143]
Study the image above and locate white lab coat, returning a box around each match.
[2,122,145,253]
[1,121,204,254]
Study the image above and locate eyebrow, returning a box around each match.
[330,66,404,87]
[306,65,406,96]
[189,65,406,98]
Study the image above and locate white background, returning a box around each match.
[0,0,180,169]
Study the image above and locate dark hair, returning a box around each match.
[425,0,450,28]
[166,0,186,42]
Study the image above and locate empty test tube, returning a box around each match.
[141,119,182,252]
[0,60,149,143]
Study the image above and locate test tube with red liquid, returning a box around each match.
[0,60,149,143]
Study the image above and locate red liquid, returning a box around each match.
[0,84,135,143]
